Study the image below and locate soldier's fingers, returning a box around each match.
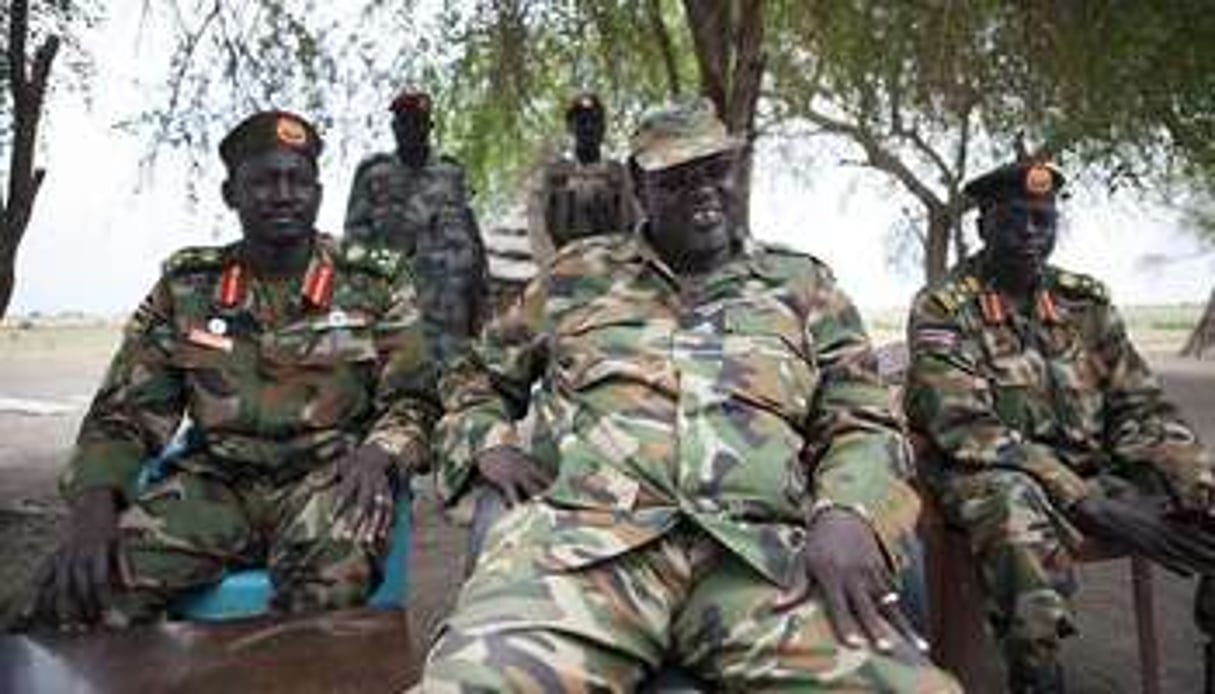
[821,581,865,649]
[359,495,391,545]
[848,583,893,652]
[71,552,100,623]
[32,556,58,620]
[55,554,79,624]
[518,468,550,497]
[374,495,396,541]
[499,481,523,507]
[95,548,114,613]
[876,591,930,653]
[83,547,112,619]
[1164,531,1215,567]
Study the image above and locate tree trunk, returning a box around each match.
[681,0,766,234]
[1,0,60,318]
[1182,288,1215,359]
[924,207,952,284]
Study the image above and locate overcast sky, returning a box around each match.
[8,7,1212,318]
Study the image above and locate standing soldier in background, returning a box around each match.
[345,89,487,364]
[527,92,638,264]
[21,111,437,629]
[905,158,1215,693]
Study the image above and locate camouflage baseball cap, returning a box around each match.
[630,98,743,172]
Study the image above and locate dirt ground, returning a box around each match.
[1,321,1213,692]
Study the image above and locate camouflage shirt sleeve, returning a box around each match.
[1097,302,1211,504]
[800,265,921,570]
[361,264,442,472]
[904,290,1090,506]
[435,272,549,504]
[61,278,187,504]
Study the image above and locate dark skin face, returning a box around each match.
[223,148,322,275]
[568,107,605,164]
[392,110,432,167]
[637,151,739,275]
[979,196,1059,299]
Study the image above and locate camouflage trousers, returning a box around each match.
[101,463,385,626]
[423,502,959,693]
[934,467,1160,671]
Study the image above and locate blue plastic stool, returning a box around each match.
[141,433,413,620]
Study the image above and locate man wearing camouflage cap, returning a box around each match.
[23,110,438,629]
[422,99,958,692]
[526,91,639,263]
[344,88,487,366]
[905,159,1215,692]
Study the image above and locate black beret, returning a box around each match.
[390,89,432,114]
[963,160,1066,205]
[565,92,604,121]
[218,110,322,170]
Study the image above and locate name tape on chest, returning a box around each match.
[187,326,234,352]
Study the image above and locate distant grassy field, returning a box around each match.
[863,303,1203,353]
[0,321,122,362]
[0,303,1203,362]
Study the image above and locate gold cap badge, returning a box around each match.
[276,117,308,148]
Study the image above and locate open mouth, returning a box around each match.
[690,206,723,228]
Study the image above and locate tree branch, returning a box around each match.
[645,0,682,98]
[801,106,945,212]
[682,0,729,115]
[726,0,765,135]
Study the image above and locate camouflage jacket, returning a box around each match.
[905,254,1209,508]
[437,234,919,586]
[343,152,488,363]
[527,156,638,260]
[63,234,439,504]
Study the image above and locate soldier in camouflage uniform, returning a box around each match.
[422,100,959,692]
[344,89,488,364]
[904,159,1215,692]
[24,111,438,629]
[526,92,639,263]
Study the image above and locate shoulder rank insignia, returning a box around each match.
[1054,269,1109,303]
[341,240,402,279]
[163,246,225,276]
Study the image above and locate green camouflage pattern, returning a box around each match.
[59,234,437,618]
[344,152,488,363]
[426,234,946,689]
[528,157,639,255]
[905,254,1211,661]
[629,98,743,172]
[104,462,387,624]
[424,505,959,692]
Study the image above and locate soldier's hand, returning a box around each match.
[779,508,926,655]
[1070,494,1215,576]
[474,445,554,507]
[333,444,399,546]
[32,487,121,627]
